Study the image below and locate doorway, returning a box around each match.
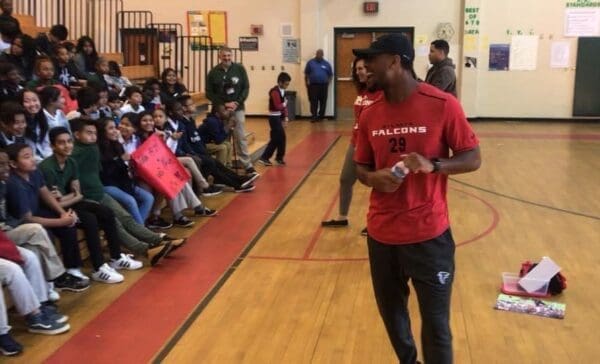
[121,28,159,67]
[334,27,414,120]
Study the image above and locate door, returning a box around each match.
[334,28,414,120]
[335,32,373,120]
[573,37,600,116]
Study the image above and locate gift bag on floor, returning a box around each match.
[131,134,190,199]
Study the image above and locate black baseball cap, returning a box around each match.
[352,33,415,63]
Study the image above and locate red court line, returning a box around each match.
[45,132,340,364]
[302,191,340,259]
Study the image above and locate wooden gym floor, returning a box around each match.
[5,118,600,364]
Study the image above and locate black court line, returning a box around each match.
[450,178,600,221]
[152,135,341,363]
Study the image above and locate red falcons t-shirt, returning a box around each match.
[354,82,479,244]
[351,90,383,146]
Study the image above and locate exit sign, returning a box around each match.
[363,1,379,14]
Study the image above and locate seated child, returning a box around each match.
[198,104,233,167]
[119,86,145,115]
[0,101,26,148]
[26,56,78,113]
[0,61,23,104]
[4,143,89,282]
[96,118,154,225]
[104,61,132,95]
[39,86,70,130]
[69,118,177,265]
[40,127,143,282]
[132,111,217,228]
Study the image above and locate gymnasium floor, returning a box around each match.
[5,118,600,363]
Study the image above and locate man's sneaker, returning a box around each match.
[110,253,143,271]
[321,219,349,227]
[201,185,223,197]
[91,263,124,284]
[275,159,286,166]
[234,184,256,193]
[361,227,368,236]
[240,173,260,188]
[146,216,173,230]
[26,312,70,335]
[257,158,272,166]
[148,242,172,266]
[40,303,69,324]
[174,215,195,227]
[54,273,90,292]
[0,334,23,356]
[194,206,217,217]
[66,268,90,282]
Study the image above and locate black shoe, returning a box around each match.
[235,184,255,193]
[173,216,195,227]
[246,167,259,176]
[241,173,260,188]
[275,159,286,166]
[321,219,349,227]
[146,216,173,230]
[201,185,223,197]
[0,334,22,356]
[361,227,368,236]
[257,158,272,166]
[148,242,172,266]
[53,273,90,292]
[194,206,218,217]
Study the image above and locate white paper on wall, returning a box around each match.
[550,41,570,68]
[509,35,539,71]
[565,8,600,37]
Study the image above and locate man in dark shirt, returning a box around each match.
[304,49,333,122]
[425,39,457,96]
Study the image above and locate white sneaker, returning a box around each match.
[110,253,143,270]
[66,268,90,282]
[48,288,61,302]
[91,263,124,284]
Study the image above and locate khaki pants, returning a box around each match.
[206,141,233,166]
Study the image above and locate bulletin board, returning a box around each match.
[187,11,208,37]
[208,11,228,46]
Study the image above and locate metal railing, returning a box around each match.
[14,0,122,52]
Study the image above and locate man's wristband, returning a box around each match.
[431,158,442,173]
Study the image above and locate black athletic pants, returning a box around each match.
[367,229,455,364]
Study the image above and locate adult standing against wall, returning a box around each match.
[304,49,333,122]
[425,39,457,96]
[206,47,257,176]
[353,34,481,364]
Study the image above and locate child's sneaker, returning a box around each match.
[91,263,124,284]
[0,333,22,356]
[66,268,90,283]
[194,206,217,217]
[53,273,90,292]
[275,159,286,166]
[26,312,70,335]
[234,184,256,193]
[257,158,272,166]
[110,253,143,270]
[201,185,223,197]
[174,215,195,227]
[47,282,60,301]
[148,242,172,266]
[241,173,260,188]
[146,216,173,230]
[40,303,69,324]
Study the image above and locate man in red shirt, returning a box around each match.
[353,34,481,364]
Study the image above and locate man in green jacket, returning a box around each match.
[205,47,257,176]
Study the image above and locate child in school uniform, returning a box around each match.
[119,86,145,115]
[258,72,291,166]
